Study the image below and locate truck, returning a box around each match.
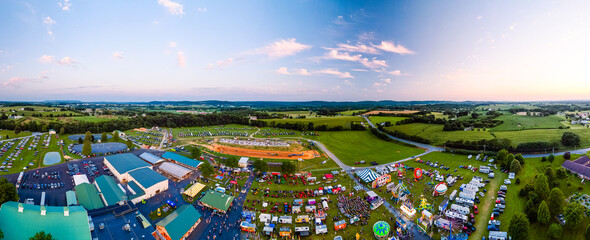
[449,190,458,201]
[459,192,476,201]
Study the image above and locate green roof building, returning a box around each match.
[126,167,169,204]
[162,152,202,169]
[199,190,235,213]
[0,201,92,240]
[66,190,78,206]
[75,183,105,210]
[95,175,127,206]
[127,180,146,200]
[153,205,202,240]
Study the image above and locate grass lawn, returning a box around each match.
[490,114,565,131]
[0,130,33,139]
[245,172,392,239]
[72,115,126,122]
[0,106,82,117]
[369,116,408,125]
[493,128,590,147]
[261,116,366,129]
[301,130,424,165]
[148,204,177,221]
[338,109,365,116]
[386,123,495,145]
[495,154,590,240]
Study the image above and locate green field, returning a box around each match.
[0,130,33,139]
[368,116,407,125]
[302,130,424,165]
[0,106,82,117]
[262,116,366,129]
[338,109,365,116]
[478,104,540,111]
[72,115,126,122]
[495,154,590,240]
[386,123,495,145]
[490,114,565,131]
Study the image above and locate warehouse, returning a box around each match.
[199,190,235,214]
[0,201,92,240]
[75,183,105,210]
[162,152,203,170]
[139,152,165,165]
[95,175,128,206]
[103,153,151,183]
[153,205,202,240]
[158,162,193,181]
[126,167,169,204]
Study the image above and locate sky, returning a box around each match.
[1,0,590,102]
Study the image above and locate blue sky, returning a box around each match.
[1,0,590,101]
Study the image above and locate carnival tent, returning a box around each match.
[355,169,381,183]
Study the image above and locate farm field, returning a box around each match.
[490,114,565,131]
[337,109,365,116]
[302,130,424,165]
[72,115,126,122]
[0,130,33,139]
[261,116,366,129]
[0,106,82,117]
[494,154,590,240]
[493,128,590,147]
[368,116,408,125]
[385,123,495,145]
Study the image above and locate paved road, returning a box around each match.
[363,116,444,152]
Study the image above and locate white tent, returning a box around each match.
[73,174,89,186]
[159,162,192,179]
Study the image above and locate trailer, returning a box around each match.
[449,190,458,201]
[459,192,475,201]
[455,197,474,206]
[450,204,470,215]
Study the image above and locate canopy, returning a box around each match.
[355,169,381,183]
[183,182,205,198]
[373,221,390,237]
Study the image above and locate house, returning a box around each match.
[0,201,92,240]
[561,156,590,180]
[238,157,249,168]
[153,205,202,240]
[199,190,235,214]
[162,152,203,170]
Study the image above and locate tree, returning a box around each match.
[471,112,479,119]
[515,153,525,165]
[29,231,55,240]
[548,154,555,163]
[525,199,537,222]
[78,137,83,144]
[497,149,509,166]
[190,147,201,159]
[585,224,590,240]
[548,188,565,218]
[542,156,547,162]
[511,159,522,173]
[547,223,563,240]
[538,201,551,225]
[0,178,18,205]
[556,168,567,179]
[84,131,92,142]
[101,133,108,142]
[562,132,581,147]
[125,139,134,149]
[113,132,120,142]
[253,160,268,172]
[225,157,238,168]
[563,152,571,160]
[281,162,296,174]
[564,202,585,229]
[199,161,214,177]
[506,153,515,168]
[0,228,3,240]
[59,127,64,135]
[546,167,556,187]
[535,174,550,200]
[14,125,21,135]
[82,139,92,156]
[508,212,530,240]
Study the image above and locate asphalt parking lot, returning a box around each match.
[91,211,156,240]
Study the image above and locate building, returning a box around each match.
[238,157,249,168]
[0,201,92,240]
[159,162,193,181]
[103,153,151,182]
[75,183,105,210]
[561,156,590,180]
[153,205,202,240]
[199,190,234,214]
[94,175,128,206]
[73,174,90,186]
[48,129,57,135]
[139,152,165,165]
[162,152,203,170]
[126,167,169,203]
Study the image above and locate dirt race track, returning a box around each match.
[364,110,420,115]
[205,143,320,159]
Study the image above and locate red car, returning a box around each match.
[474,205,479,214]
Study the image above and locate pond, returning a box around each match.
[43,152,61,165]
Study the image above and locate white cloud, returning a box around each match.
[333,15,346,25]
[2,71,48,88]
[198,8,207,12]
[389,70,403,76]
[255,38,311,58]
[43,16,56,37]
[57,56,77,66]
[169,41,177,48]
[325,43,380,55]
[38,55,55,63]
[477,16,483,20]
[381,78,391,84]
[351,69,368,72]
[374,82,386,87]
[277,67,311,76]
[372,41,414,55]
[321,50,387,69]
[58,0,72,11]
[1,65,14,73]
[314,69,353,78]
[177,51,186,67]
[509,22,517,30]
[359,58,387,69]
[207,58,236,69]
[344,80,353,85]
[157,0,184,15]
[358,32,376,41]
[112,51,124,60]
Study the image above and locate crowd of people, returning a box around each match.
[337,195,370,219]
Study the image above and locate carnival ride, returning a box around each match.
[413,168,423,182]
[433,182,448,196]
[391,182,410,203]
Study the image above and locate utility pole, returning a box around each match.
[483,144,486,153]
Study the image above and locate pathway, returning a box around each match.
[249,128,260,138]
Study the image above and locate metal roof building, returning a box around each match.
[126,167,169,204]
[75,183,105,210]
[561,156,590,180]
[66,190,77,206]
[103,153,151,183]
[153,205,202,240]
[95,175,127,206]
[199,190,234,213]
[162,152,202,169]
[159,162,193,181]
[139,152,164,165]
[0,201,92,240]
